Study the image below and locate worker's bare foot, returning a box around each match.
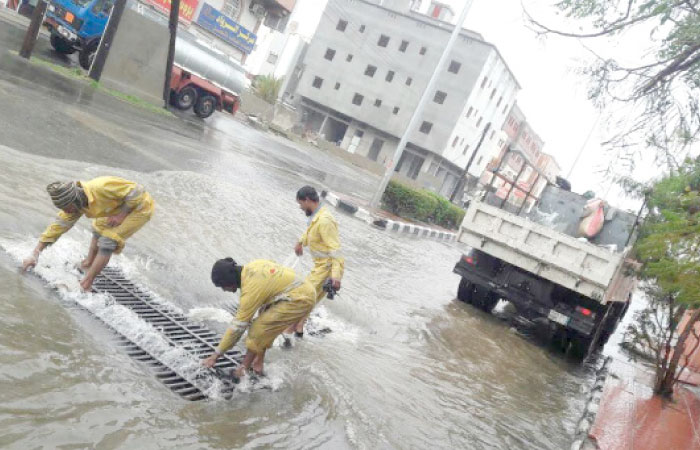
[234,366,247,379]
[79,276,94,292]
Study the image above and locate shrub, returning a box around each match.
[382,180,465,229]
[254,74,282,104]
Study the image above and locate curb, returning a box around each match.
[323,191,457,242]
[571,356,612,450]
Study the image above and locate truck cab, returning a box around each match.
[44,0,113,69]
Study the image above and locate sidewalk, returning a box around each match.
[323,191,458,242]
[581,357,700,449]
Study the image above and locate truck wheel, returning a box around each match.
[457,278,474,303]
[472,287,498,313]
[79,41,99,71]
[194,94,217,118]
[174,86,197,110]
[50,34,75,54]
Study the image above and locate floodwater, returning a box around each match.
[0,19,593,447]
[0,141,593,449]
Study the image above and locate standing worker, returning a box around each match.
[287,186,344,337]
[202,258,316,377]
[22,176,155,291]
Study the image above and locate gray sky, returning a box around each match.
[296,0,668,207]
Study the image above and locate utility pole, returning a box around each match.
[163,0,181,106]
[368,0,475,209]
[450,122,490,202]
[566,112,601,180]
[19,0,47,59]
[89,0,127,81]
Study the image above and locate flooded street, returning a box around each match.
[0,20,592,449]
[0,140,589,449]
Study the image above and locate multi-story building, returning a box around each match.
[291,0,520,197]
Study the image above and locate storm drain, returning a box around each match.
[91,267,240,401]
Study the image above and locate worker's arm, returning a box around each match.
[23,210,82,272]
[319,219,344,281]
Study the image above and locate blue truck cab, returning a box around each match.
[44,0,113,69]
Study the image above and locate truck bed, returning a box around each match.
[458,200,630,302]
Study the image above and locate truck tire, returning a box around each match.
[174,86,197,110]
[50,34,75,54]
[194,95,217,118]
[457,278,474,303]
[79,41,99,71]
[472,287,499,313]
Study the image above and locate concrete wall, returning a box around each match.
[239,89,274,119]
[99,6,170,106]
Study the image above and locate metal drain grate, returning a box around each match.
[91,267,241,401]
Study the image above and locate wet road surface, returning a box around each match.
[0,19,593,449]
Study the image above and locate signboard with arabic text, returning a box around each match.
[143,0,199,23]
[195,3,257,54]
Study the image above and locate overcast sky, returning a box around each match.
[295,0,671,207]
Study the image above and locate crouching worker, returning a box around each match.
[22,176,155,291]
[202,258,316,378]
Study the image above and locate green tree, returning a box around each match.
[253,74,283,104]
[528,0,700,165]
[625,156,700,397]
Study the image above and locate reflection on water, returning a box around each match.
[0,143,591,449]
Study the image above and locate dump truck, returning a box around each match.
[454,149,640,357]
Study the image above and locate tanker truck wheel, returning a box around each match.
[174,86,197,110]
[194,95,216,118]
[50,34,75,54]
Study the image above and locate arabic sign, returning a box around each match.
[144,0,199,23]
[196,3,257,54]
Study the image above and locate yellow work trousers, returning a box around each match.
[307,258,333,304]
[91,194,155,254]
[245,281,316,353]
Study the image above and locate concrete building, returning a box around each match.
[291,0,520,197]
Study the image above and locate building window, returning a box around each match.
[334,82,340,90]
[364,65,377,77]
[503,104,509,114]
[359,24,365,32]
[346,54,353,62]
[378,34,390,47]
[393,106,399,114]
[267,52,278,64]
[460,137,465,145]
[386,70,395,82]
[463,144,470,155]
[448,60,461,74]
[480,77,488,88]
[312,76,323,89]
[221,0,241,19]
[433,90,447,104]
[490,130,495,140]
[406,77,413,86]
[399,40,409,53]
[374,99,382,107]
[419,46,427,55]
[477,156,483,165]
[352,93,364,105]
[476,117,483,128]
[497,96,503,107]
[490,88,496,100]
[466,107,473,118]
[452,136,459,147]
[264,13,289,32]
[324,48,336,61]
[337,19,348,31]
[419,121,432,134]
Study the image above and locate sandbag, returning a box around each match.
[579,199,605,238]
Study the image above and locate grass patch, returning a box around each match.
[15,51,173,117]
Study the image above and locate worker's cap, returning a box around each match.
[46,181,81,210]
[211,257,239,287]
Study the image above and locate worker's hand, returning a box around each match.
[21,256,37,272]
[331,278,341,291]
[202,354,219,368]
[294,242,303,256]
[107,211,128,227]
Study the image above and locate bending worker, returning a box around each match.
[203,258,316,377]
[22,176,155,291]
[287,186,344,337]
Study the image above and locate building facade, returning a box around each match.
[292,0,520,197]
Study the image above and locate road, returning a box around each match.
[0,17,591,449]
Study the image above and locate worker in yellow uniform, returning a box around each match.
[202,258,316,377]
[286,186,344,337]
[22,176,155,291]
